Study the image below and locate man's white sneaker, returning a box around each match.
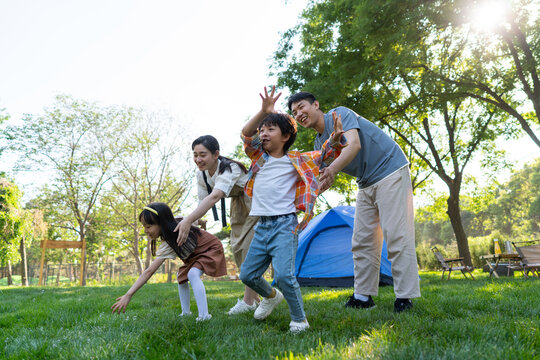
[196,314,212,322]
[179,312,192,317]
[227,299,258,315]
[289,319,309,334]
[254,289,284,320]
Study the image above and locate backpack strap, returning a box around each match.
[202,171,227,228]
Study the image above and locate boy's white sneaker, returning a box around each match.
[196,314,212,322]
[227,299,258,315]
[289,319,310,334]
[254,289,284,320]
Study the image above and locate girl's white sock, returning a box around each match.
[187,267,208,318]
[178,282,191,315]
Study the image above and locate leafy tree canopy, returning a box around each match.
[0,178,23,265]
[273,0,539,146]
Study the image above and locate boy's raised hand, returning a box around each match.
[243,85,282,137]
[259,86,282,114]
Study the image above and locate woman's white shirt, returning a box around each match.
[197,160,248,202]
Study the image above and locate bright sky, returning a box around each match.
[1,0,538,203]
[0,0,308,149]
[0,0,311,196]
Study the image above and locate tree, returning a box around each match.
[101,110,194,274]
[14,207,47,286]
[5,96,135,284]
[423,0,540,147]
[415,158,540,245]
[0,178,36,285]
[274,0,539,146]
[271,0,519,265]
[0,107,8,156]
[488,158,540,237]
[0,178,21,285]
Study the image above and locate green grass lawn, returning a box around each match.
[1,271,538,360]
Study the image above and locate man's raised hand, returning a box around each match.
[320,112,345,193]
[331,111,344,143]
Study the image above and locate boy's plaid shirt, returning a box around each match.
[241,132,346,233]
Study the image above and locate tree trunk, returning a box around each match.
[56,262,62,286]
[50,265,56,286]
[73,261,77,282]
[68,263,73,282]
[45,264,49,286]
[446,185,473,267]
[97,239,103,283]
[19,236,29,286]
[166,259,172,283]
[95,260,100,283]
[145,236,152,269]
[111,258,115,282]
[7,260,13,286]
[132,231,143,275]
[80,226,87,286]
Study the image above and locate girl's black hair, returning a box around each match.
[139,202,201,255]
[192,135,248,174]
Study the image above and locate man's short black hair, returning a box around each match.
[287,92,317,111]
[258,113,297,153]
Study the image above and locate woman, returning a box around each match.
[175,135,260,315]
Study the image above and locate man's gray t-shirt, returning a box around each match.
[314,106,408,188]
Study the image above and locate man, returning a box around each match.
[288,92,420,312]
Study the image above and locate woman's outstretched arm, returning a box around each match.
[174,187,225,245]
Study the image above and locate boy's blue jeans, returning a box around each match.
[240,213,306,322]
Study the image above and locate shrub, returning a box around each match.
[416,243,439,270]
[468,236,493,268]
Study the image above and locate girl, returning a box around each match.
[174,135,260,315]
[111,202,227,321]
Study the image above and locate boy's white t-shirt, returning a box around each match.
[250,155,298,216]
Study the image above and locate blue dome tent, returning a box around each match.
[295,206,393,287]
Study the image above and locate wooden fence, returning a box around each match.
[0,260,180,286]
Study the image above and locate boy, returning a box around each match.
[288,91,420,313]
[239,86,346,333]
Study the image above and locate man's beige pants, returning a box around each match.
[352,166,420,299]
